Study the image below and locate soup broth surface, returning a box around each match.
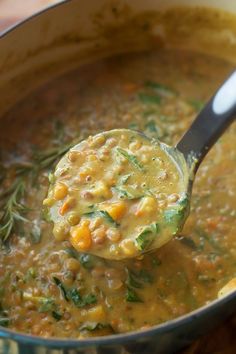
[0,49,235,338]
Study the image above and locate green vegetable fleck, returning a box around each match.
[136,223,160,251]
[83,210,118,227]
[138,93,161,105]
[116,148,144,171]
[126,287,143,303]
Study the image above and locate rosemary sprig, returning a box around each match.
[0,178,29,241]
[0,140,75,243]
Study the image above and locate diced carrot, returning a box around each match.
[70,222,92,251]
[102,202,127,221]
[59,197,76,215]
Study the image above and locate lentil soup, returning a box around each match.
[45,129,189,260]
[0,49,235,338]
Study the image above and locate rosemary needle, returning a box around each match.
[0,140,75,243]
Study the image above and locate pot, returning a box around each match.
[0,1,236,353]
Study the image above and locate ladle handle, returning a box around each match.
[176,70,236,172]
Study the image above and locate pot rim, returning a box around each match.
[0,291,235,347]
[0,0,235,347]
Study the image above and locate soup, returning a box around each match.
[45,129,189,260]
[0,49,235,338]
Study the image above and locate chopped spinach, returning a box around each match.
[53,277,97,308]
[38,297,55,313]
[144,81,176,97]
[0,303,9,327]
[138,93,161,105]
[188,99,204,111]
[126,287,143,303]
[127,269,143,289]
[52,310,63,321]
[67,288,97,308]
[164,196,189,234]
[120,174,131,185]
[138,269,153,284]
[79,253,97,269]
[53,277,69,301]
[127,268,153,288]
[136,223,159,251]
[113,186,143,200]
[128,122,139,130]
[117,148,144,171]
[83,210,118,227]
[145,120,158,133]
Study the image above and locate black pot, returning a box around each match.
[0,1,235,353]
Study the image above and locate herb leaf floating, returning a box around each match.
[138,93,161,105]
[83,210,118,227]
[112,186,143,200]
[53,277,97,308]
[0,179,29,242]
[116,148,144,171]
[163,196,189,234]
[53,277,69,301]
[126,287,143,303]
[144,81,176,97]
[0,139,75,243]
[136,222,160,251]
[0,303,10,327]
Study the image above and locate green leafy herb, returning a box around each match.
[38,297,55,313]
[83,210,118,227]
[138,269,153,284]
[25,267,37,280]
[127,270,143,289]
[127,268,153,289]
[120,174,131,185]
[53,277,97,308]
[145,120,158,133]
[65,247,80,260]
[128,122,139,130]
[138,93,161,105]
[164,197,189,234]
[188,99,204,111]
[0,139,75,243]
[144,81,176,97]
[136,222,159,251]
[126,287,143,303]
[52,310,63,321]
[79,253,97,270]
[116,148,144,171]
[0,179,29,242]
[113,186,143,200]
[53,277,69,301]
[67,288,97,308]
[0,303,10,327]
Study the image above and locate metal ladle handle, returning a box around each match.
[176,71,236,172]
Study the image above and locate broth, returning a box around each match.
[0,49,235,338]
